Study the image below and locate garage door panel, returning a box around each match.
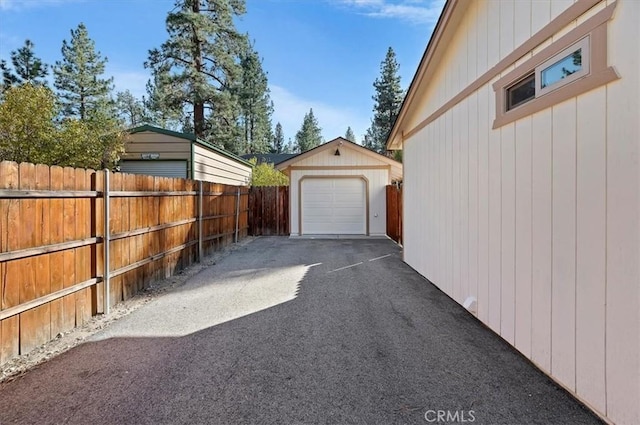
[301,178,366,235]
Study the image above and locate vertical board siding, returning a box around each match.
[551,99,577,391]
[460,100,470,304]
[477,85,490,324]
[400,0,639,423]
[500,123,516,345]
[575,88,607,413]
[0,164,249,366]
[605,1,640,423]
[531,109,553,372]
[488,99,502,333]
[514,117,533,358]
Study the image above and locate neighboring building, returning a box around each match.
[386,1,639,424]
[277,137,402,236]
[120,125,252,186]
[240,153,297,165]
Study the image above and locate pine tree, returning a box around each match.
[146,0,247,151]
[295,108,322,153]
[239,40,273,154]
[0,60,16,91]
[345,126,356,142]
[8,40,49,85]
[271,122,285,153]
[144,73,185,131]
[54,23,114,120]
[365,47,404,153]
[1,40,49,91]
[116,90,147,127]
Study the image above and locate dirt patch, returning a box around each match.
[0,237,257,384]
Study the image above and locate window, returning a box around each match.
[506,73,535,110]
[536,36,590,96]
[493,3,620,129]
[505,37,590,111]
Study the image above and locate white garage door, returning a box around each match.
[301,178,366,235]
[119,161,187,178]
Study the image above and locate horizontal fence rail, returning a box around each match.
[0,160,249,365]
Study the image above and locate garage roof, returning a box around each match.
[276,137,403,180]
[128,124,253,167]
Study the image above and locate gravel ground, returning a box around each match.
[0,237,603,425]
[0,237,256,384]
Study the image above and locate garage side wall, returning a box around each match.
[290,169,389,236]
[192,144,251,186]
[402,1,639,424]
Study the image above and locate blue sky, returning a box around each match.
[0,0,444,143]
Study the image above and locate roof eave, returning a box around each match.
[385,0,464,151]
[276,137,402,170]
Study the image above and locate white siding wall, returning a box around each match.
[192,144,251,186]
[402,1,639,423]
[290,168,389,236]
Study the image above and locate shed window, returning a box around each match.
[541,50,583,88]
[536,37,589,96]
[505,37,590,112]
[492,3,619,128]
[506,73,535,110]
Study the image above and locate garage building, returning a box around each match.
[277,137,402,236]
[386,1,639,424]
[120,125,252,185]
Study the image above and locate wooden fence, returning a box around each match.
[386,184,403,244]
[248,186,289,236]
[0,161,248,365]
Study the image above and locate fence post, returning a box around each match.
[234,186,240,243]
[198,180,203,262]
[103,170,110,315]
[276,187,280,236]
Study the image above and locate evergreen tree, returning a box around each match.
[295,108,322,153]
[286,137,294,154]
[0,60,16,92]
[144,73,185,131]
[365,47,404,153]
[344,126,356,142]
[271,122,285,153]
[239,40,273,154]
[116,90,147,127]
[7,40,49,85]
[146,0,247,152]
[53,23,114,120]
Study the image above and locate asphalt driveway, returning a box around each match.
[0,237,602,425]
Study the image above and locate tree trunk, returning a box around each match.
[192,0,205,139]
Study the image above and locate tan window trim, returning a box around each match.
[535,36,590,97]
[493,2,619,129]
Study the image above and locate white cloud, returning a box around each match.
[270,84,370,145]
[337,0,444,25]
[0,0,81,11]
